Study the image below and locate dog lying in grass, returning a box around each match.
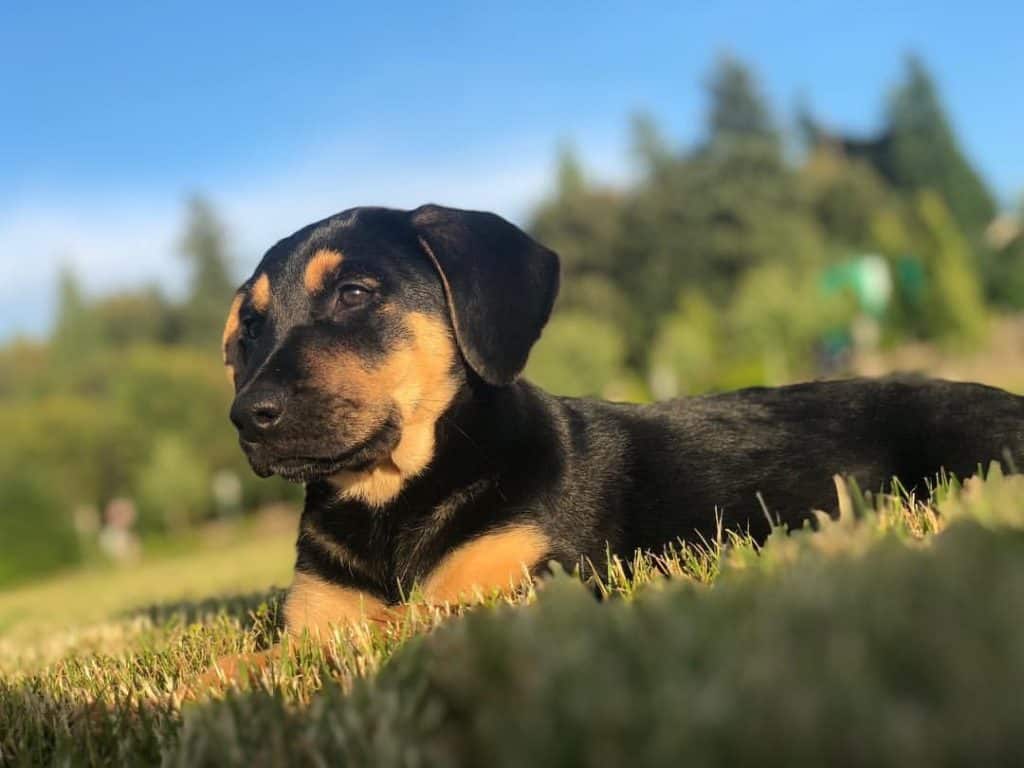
[220,204,1024,641]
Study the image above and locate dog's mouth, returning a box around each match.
[261,455,353,482]
[241,421,401,483]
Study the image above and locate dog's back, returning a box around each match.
[541,376,1024,555]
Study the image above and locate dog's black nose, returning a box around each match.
[231,390,287,435]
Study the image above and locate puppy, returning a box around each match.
[222,204,1024,637]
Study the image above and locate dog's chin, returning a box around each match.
[243,425,400,484]
[256,456,350,483]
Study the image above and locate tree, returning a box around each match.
[93,286,178,348]
[883,56,996,241]
[630,112,674,177]
[802,145,894,250]
[913,191,988,343]
[617,98,821,366]
[136,433,211,532]
[530,148,630,328]
[180,197,235,348]
[984,233,1024,309]
[648,293,722,398]
[706,54,779,151]
[525,311,630,398]
[51,266,100,366]
[0,468,80,586]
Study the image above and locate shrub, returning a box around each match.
[0,469,80,586]
[136,433,212,532]
[525,311,631,398]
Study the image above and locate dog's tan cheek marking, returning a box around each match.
[283,571,393,639]
[251,273,271,312]
[304,248,344,295]
[221,293,243,356]
[221,293,244,384]
[306,348,390,440]
[330,312,459,507]
[421,525,549,605]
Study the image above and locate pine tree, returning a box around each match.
[530,146,628,325]
[706,54,779,150]
[883,56,996,241]
[179,197,235,348]
[913,191,988,343]
[51,266,100,364]
[613,60,821,367]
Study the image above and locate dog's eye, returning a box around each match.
[336,284,373,309]
[241,316,264,341]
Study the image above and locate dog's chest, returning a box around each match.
[299,476,501,601]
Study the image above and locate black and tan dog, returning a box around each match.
[222,204,1024,636]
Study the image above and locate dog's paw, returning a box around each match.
[177,647,280,701]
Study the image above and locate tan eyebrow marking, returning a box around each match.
[251,273,271,311]
[304,249,345,295]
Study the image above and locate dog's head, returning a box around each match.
[222,205,559,505]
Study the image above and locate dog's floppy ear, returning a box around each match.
[409,204,560,387]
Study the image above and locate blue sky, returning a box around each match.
[1,1,1021,337]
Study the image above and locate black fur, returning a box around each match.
[227,205,1024,605]
[410,204,560,386]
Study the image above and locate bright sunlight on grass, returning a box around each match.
[0,510,296,673]
[4,468,1024,765]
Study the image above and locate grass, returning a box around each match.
[3,468,1024,765]
[0,511,296,672]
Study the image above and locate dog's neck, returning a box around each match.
[326,377,550,505]
[298,379,563,597]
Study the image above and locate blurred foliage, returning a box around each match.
[913,190,989,344]
[136,434,212,533]
[0,199,296,586]
[983,229,1024,310]
[524,311,630,398]
[801,146,893,251]
[0,469,79,586]
[528,53,1011,398]
[883,56,997,243]
[707,54,779,146]
[180,197,237,350]
[0,54,1018,585]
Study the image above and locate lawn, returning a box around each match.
[3,469,1024,766]
[0,510,297,673]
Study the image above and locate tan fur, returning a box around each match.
[304,248,345,295]
[421,525,549,604]
[188,648,278,696]
[221,293,244,383]
[398,478,493,584]
[322,312,459,507]
[283,571,393,638]
[221,293,243,357]
[251,273,271,312]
